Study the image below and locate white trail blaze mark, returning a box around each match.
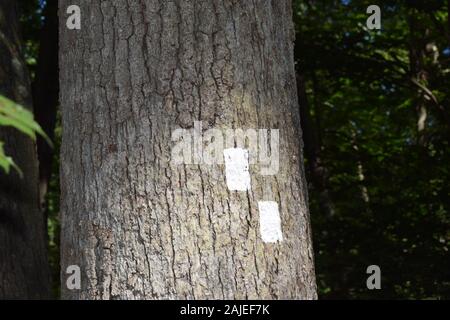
[223,148,251,191]
[258,201,283,243]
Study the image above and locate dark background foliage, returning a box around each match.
[18,0,450,299]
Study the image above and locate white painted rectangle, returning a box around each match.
[223,148,251,191]
[258,201,283,243]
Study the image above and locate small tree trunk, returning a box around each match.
[408,11,429,146]
[60,0,317,299]
[0,1,51,299]
[297,71,335,217]
[33,0,59,208]
[448,0,450,46]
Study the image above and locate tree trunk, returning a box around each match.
[0,1,51,299]
[297,71,335,217]
[352,144,370,204]
[60,0,316,299]
[33,0,59,209]
[408,11,429,146]
[448,0,450,46]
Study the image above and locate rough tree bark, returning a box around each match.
[0,1,51,299]
[60,0,316,299]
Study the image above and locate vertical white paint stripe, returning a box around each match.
[223,148,251,191]
[258,201,283,243]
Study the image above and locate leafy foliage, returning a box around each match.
[0,95,51,175]
[294,0,450,299]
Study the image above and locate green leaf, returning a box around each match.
[0,142,22,177]
[0,95,53,147]
[0,95,52,176]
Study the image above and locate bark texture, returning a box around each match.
[0,2,51,299]
[60,0,316,299]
